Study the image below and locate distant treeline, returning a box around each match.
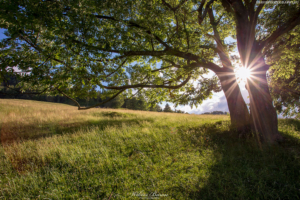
[202,111,228,115]
[0,89,187,113]
[0,76,187,113]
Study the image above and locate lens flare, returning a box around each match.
[234,67,251,83]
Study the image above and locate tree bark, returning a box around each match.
[216,70,251,134]
[247,59,283,143]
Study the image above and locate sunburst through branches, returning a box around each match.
[234,66,252,83]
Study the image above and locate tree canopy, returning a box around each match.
[0,0,227,108]
[267,27,300,119]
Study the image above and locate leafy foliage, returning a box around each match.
[0,0,228,108]
[266,27,300,119]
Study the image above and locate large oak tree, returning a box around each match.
[1,0,299,143]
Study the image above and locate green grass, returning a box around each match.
[0,99,300,199]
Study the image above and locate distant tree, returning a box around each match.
[149,104,162,112]
[211,111,224,115]
[122,95,150,111]
[136,95,148,111]
[104,95,124,108]
[176,109,184,113]
[163,103,173,112]
[124,97,138,110]
[155,105,162,112]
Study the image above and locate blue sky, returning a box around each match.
[0,28,251,114]
[0,28,6,39]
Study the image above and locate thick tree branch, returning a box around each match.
[229,0,247,17]
[220,0,234,13]
[100,59,223,91]
[155,56,181,67]
[55,86,125,110]
[208,7,232,68]
[162,0,188,12]
[197,0,215,25]
[102,75,191,90]
[200,61,225,73]
[253,2,264,22]
[78,90,125,110]
[71,37,215,66]
[197,0,206,14]
[221,0,251,66]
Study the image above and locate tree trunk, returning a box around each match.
[217,71,251,134]
[232,7,283,143]
[247,62,283,143]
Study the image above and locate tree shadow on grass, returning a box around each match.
[165,121,300,199]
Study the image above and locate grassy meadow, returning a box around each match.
[0,99,300,199]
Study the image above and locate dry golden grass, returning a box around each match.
[0,99,227,143]
[0,99,227,173]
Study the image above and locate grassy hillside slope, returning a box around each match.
[0,99,300,199]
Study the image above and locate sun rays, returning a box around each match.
[234,66,252,83]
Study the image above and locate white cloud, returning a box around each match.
[163,91,229,114]
[167,83,251,114]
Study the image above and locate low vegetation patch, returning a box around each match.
[93,111,137,119]
[0,99,299,199]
